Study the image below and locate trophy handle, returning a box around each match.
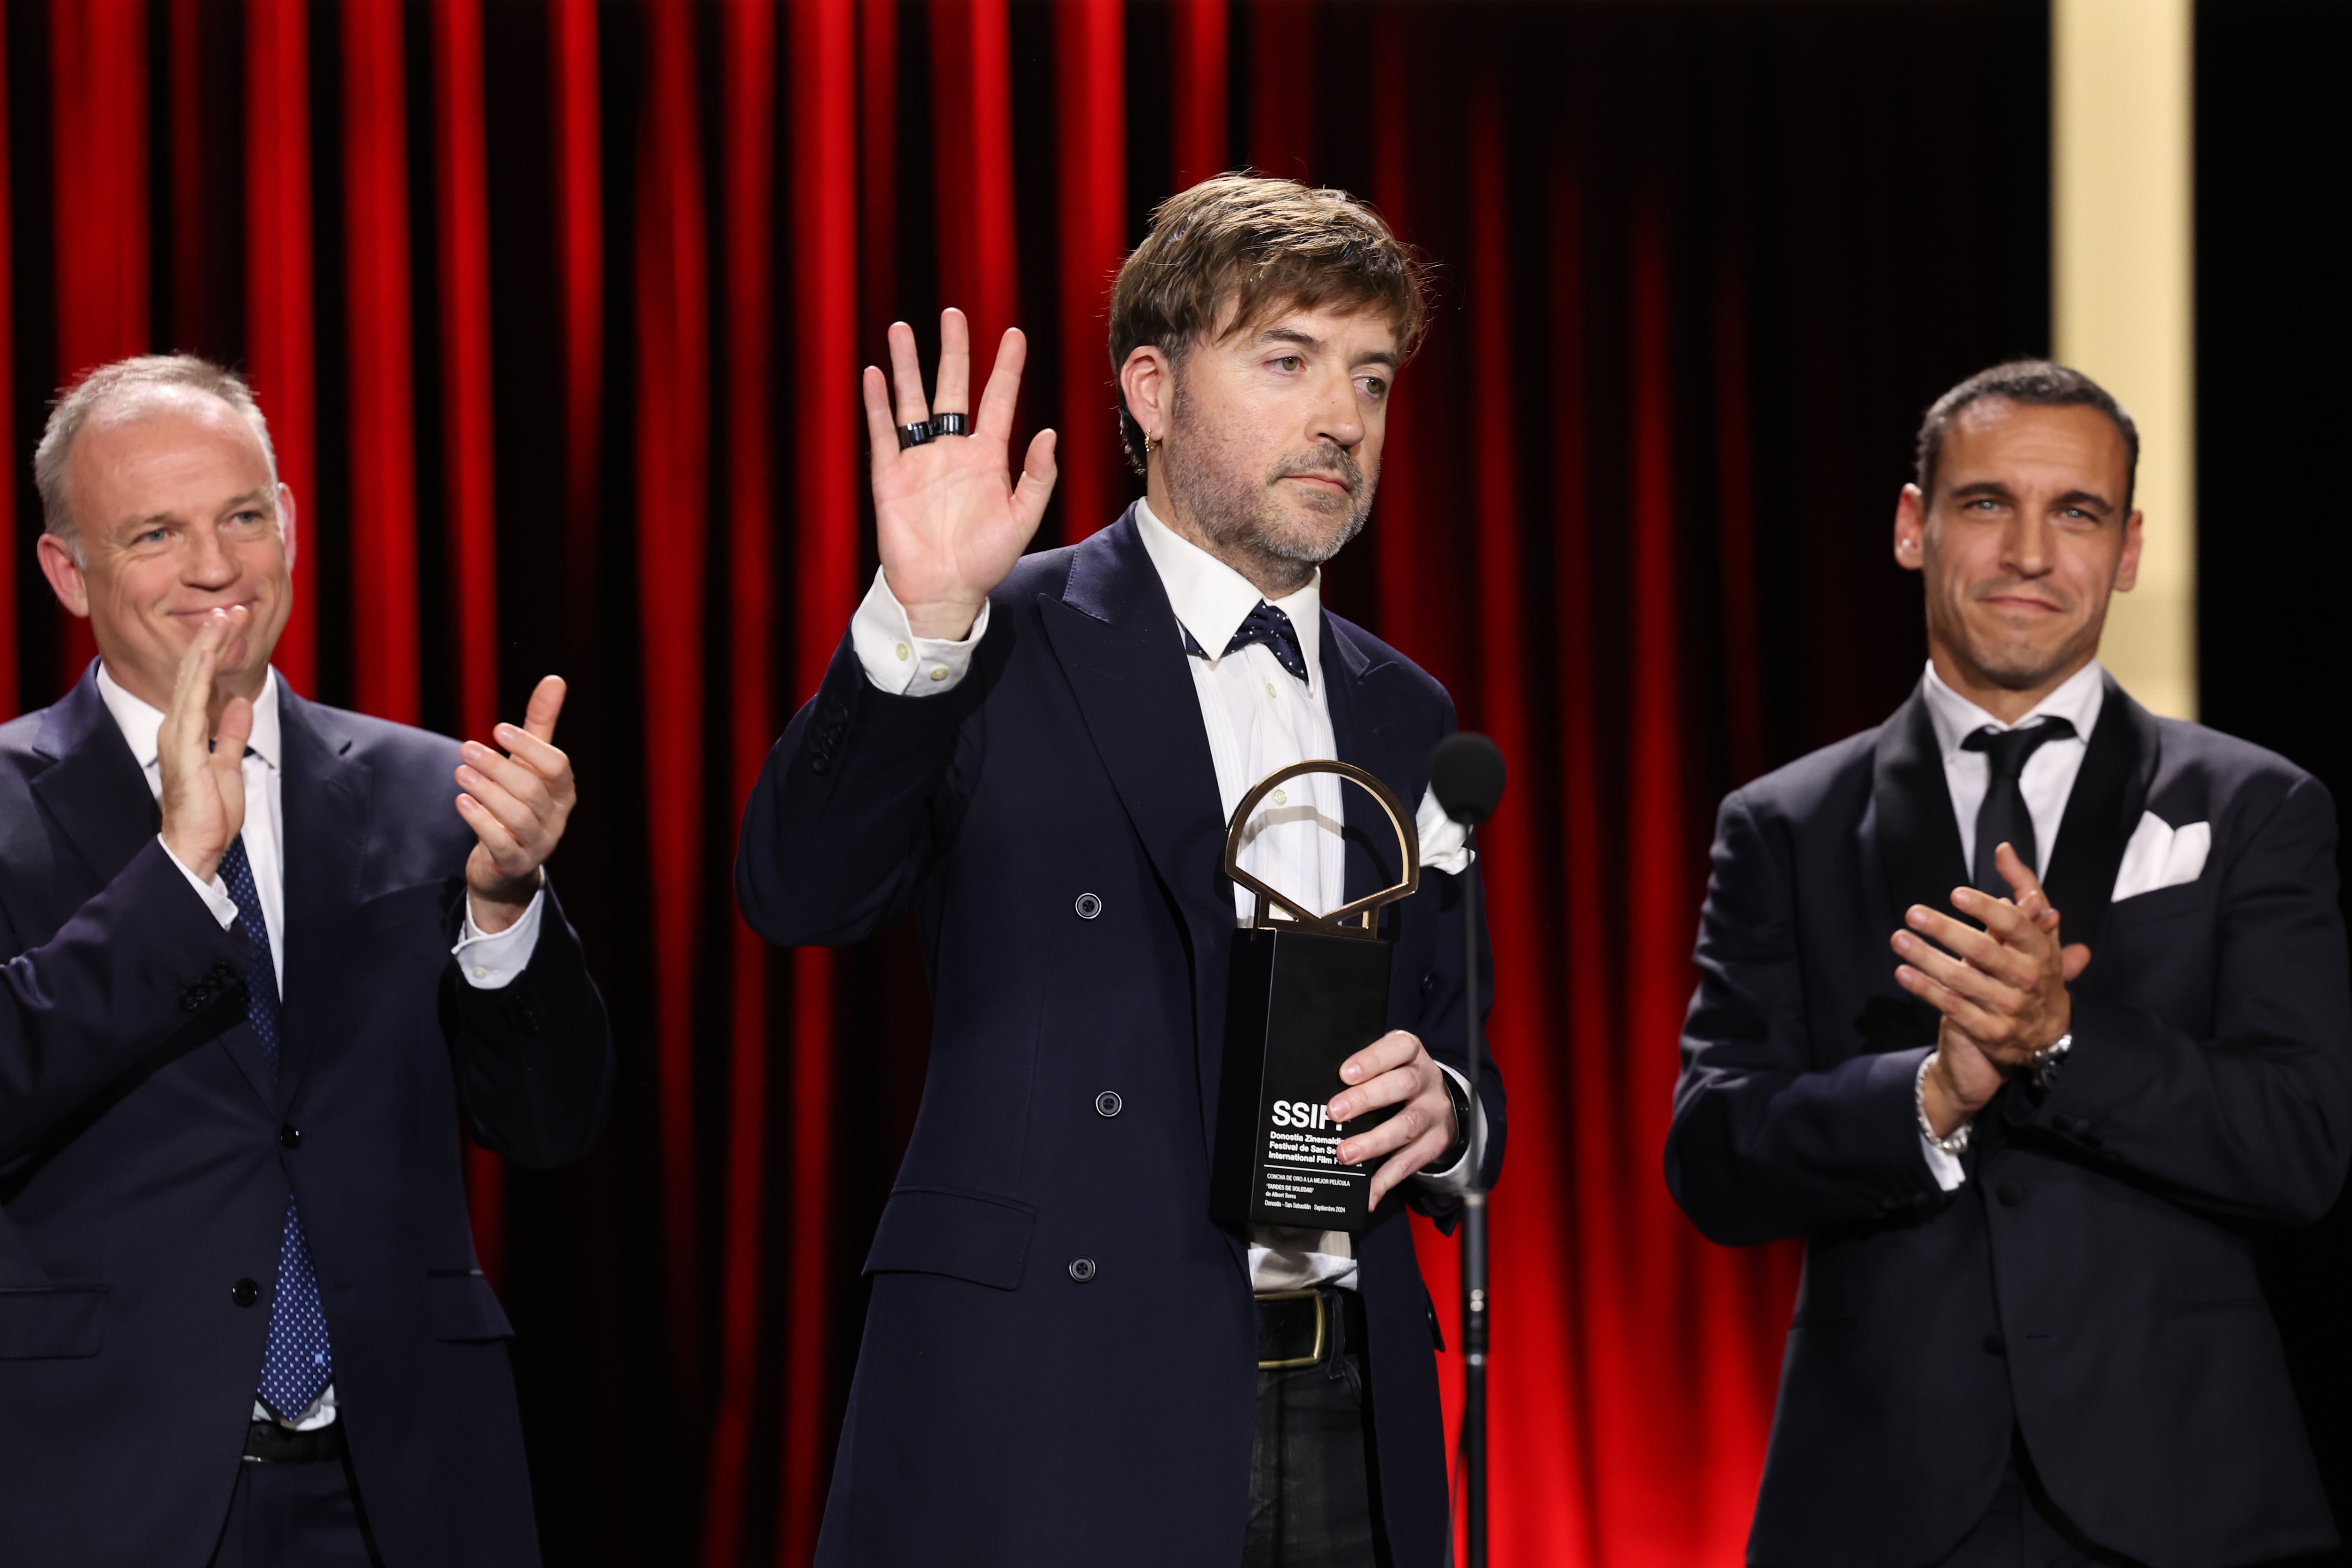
[1221,760,1422,939]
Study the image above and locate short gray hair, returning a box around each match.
[35,355,280,560]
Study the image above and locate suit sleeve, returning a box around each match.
[2005,772,2352,1225]
[1404,858,1502,1227]
[735,627,984,949]
[442,879,615,1169]
[0,839,253,1165]
[1665,789,1946,1246]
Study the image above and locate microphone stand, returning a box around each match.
[1459,823,1488,1568]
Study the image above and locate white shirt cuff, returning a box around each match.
[160,835,239,930]
[1415,787,1474,876]
[1921,1131,1967,1190]
[1412,1060,1490,1194]
[849,567,989,696]
[452,886,546,990]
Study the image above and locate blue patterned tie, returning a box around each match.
[1184,601,1310,683]
[219,833,335,1421]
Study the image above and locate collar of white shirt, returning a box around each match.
[1133,497,1325,696]
[95,661,285,780]
[1919,657,2105,760]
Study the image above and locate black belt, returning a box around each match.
[242,1418,345,1464]
[1255,1284,1367,1371]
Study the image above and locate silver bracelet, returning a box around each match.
[1915,1053,1971,1156]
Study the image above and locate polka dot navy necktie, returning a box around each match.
[1184,601,1310,684]
[219,832,335,1421]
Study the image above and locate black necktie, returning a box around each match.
[220,832,336,1421]
[1184,601,1310,684]
[1960,717,2076,898]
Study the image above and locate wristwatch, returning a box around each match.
[2028,1031,2074,1090]
[1915,1053,1972,1156]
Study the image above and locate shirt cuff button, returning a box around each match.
[930,666,948,682]
[894,642,910,661]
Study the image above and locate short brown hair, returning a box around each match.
[1915,359,2140,510]
[1107,174,1430,472]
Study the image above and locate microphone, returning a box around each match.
[1429,731,1506,826]
[1428,729,1504,1568]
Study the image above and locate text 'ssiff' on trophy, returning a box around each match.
[1210,760,1420,1234]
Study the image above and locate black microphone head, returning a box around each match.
[1428,732,1506,826]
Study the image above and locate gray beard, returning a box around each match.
[1161,435,1376,594]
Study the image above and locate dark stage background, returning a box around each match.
[0,1,2337,1563]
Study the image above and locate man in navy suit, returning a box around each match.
[738,176,1503,1567]
[0,356,612,1566]
[1668,361,2351,1567]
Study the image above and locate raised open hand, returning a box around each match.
[157,608,255,883]
[456,675,576,933]
[863,308,1057,640]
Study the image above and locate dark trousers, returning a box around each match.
[1939,1435,2336,1568]
[207,1425,384,1568]
[1244,1288,1390,1568]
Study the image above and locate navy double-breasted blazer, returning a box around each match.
[736,510,1504,1568]
[0,666,613,1567]
[1667,678,2352,1568]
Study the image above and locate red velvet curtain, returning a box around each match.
[0,3,2049,1562]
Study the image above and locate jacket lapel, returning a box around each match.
[1859,687,1966,1052]
[274,688,373,1104]
[2039,673,2157,954]
[1037,509,1234,1150]
[1872,684,1970,928]
[1320,619,1422,922]
[31,664,278,1109]
[28,665,160,895]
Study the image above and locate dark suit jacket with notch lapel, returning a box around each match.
[0,665,614,1568]
[1666,675,2352,1568]
[736,508,1504,1568]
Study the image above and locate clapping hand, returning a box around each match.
[863,308,1058,640]
[157,607,256,882]
[455,676,576,934]
[1892,843,2095,1135]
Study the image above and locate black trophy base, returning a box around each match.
[1211,925,1397,1233]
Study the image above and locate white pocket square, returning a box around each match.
[2110,812,2210,903]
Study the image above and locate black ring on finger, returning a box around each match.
[896,420,934,451]
[928,412,968,438]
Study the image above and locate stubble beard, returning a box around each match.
[1161,390,1377,594]
[1933,585,2104,694]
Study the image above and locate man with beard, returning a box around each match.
[737,175,1502,1567]
[1667,361,2351,1567]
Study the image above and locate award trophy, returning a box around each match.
[1209,760,1420,1233]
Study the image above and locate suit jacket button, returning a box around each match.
[1982,1331,2006,1356]
[1074,893,1102,920]
[279,1125,302,1150]
[1995,1182,2023,1207]
[182,989,205,1013]
[1067,1258,1097,1283]
[232,1278,260,1307]
[1094,1091,1122,1117]
[1419,971,1437,998]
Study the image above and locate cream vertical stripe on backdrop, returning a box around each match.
[2054,0,2197,719]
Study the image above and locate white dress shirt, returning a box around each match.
[848,501,1486,1293]
[96,663,544,1427]
[1910,658,2106,1189]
